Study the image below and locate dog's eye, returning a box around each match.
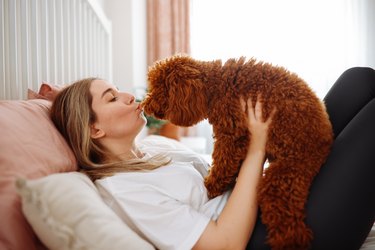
[155,111,165,119]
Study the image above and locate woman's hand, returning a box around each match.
[240,95,275,155]
[194,95,276,250]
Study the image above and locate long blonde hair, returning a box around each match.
[50,77,170,180]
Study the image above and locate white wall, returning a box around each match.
[99,0,148,140]
[101,0,147,93]
[365,0,375,67]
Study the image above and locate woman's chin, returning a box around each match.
[139,115,147,126]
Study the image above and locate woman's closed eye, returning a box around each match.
[110,96,118,102]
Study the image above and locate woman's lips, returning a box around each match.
[136,104,143,112]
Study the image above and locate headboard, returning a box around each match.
[0,0,112,100]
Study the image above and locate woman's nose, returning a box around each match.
[119,92,136,104]
[124,94,135,104]
[129,95,135,104]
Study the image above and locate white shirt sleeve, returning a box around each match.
[96,177,211,250]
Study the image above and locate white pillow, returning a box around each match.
[16,172,154,250]
[138,135,211,177]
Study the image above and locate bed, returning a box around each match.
[0,87,212,249]
[1,92,375,249]
[1,0,374,249]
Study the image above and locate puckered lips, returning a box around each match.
[136,103,143,112]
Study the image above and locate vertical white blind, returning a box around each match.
[0,0,112,100]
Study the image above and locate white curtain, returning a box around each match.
[190,0,375,154]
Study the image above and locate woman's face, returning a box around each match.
[89,79,146,140]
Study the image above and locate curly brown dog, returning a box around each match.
[142,55,333,250]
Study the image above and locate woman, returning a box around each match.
[51,67,375,250]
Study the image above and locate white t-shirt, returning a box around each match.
[95,136,231,250]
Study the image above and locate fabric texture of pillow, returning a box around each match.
[16,172,154,250]
[0,99,77,250]
[28,89,48,100]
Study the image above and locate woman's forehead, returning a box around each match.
[90,80,116,94]
[91,79,112,88]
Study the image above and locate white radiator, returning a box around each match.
[0,0,112,100]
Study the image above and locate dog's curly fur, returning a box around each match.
[142,55,333,250]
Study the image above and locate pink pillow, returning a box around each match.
[28,82,64,101]
[38,82,64,101]
[0,99,77,250]
[27,89,48,100]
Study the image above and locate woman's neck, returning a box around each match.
[116,146,145,160]
[101,137,144,161]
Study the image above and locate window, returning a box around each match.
[190,0,374,153]
[190,0,372,98]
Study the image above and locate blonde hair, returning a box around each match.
[50,77,170,180]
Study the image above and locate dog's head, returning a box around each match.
[142,55,210,126]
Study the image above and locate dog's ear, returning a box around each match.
[166,77,207,126]
[158,56,207,126]
[143,55,209,126]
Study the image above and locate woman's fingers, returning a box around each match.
[254,95,263,121]
[247,97,255,121]
[265,107,277,125]
[245,94,276,124]
[240,97,247,113]
[247,95,263,122]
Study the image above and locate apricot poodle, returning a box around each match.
[142,55,333,250]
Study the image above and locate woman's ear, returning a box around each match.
[90,124,105,139]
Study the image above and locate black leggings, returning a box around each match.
[247,67,375,250]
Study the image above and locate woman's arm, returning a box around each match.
[193,97,274,250]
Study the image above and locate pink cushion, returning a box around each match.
[27,89,48,100]
[0,99,77,250]
[28,82,63,101]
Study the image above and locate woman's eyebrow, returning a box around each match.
[101,88,115,99]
